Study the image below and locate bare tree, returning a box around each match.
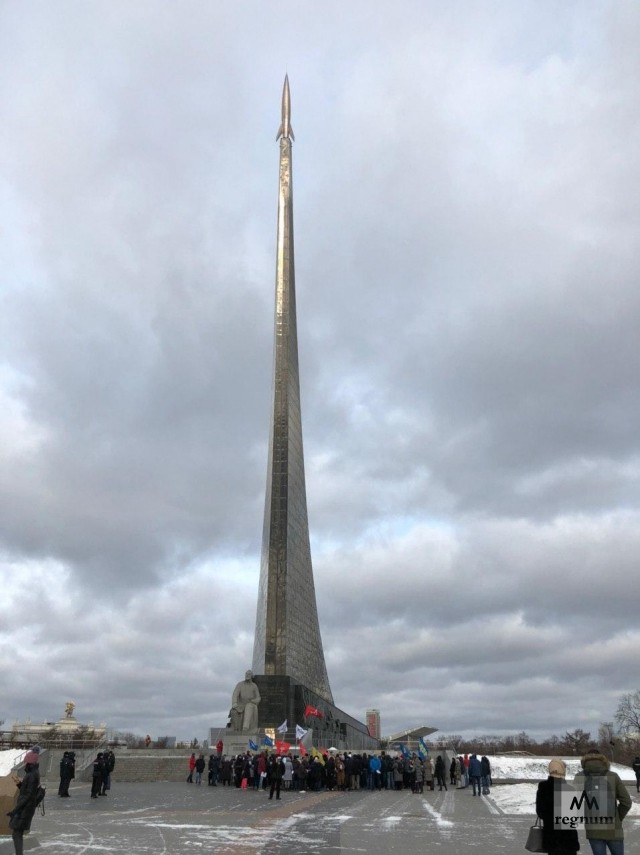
[562,729,592,754]
[615,690,640,734]
[439,734,463,752]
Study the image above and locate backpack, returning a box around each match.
[35,785,46,815]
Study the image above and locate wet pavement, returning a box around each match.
[2,781,639,854]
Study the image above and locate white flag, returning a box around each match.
[277,719,288,734]
[295,724,308,742]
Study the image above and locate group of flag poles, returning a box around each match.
[245,715,431,763]
[246,711,318,757]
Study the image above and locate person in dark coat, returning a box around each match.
[536,758,580,855]
[632,756,640,793]
[220,756,232,785]
[468,754,482,795]
[480,755,492,794]
[58,751,75,797]
[434,755,447,791]
[100,749,115,795]
[268,754,285,800]
[9,751,41,855]
[195,754,206,785]
[91,753,105,799]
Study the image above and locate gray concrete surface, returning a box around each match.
[1,781,638,854]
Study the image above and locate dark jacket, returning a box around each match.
[536,776,580,853]
[573,751,631,841]
[9,764,40,833]
[60,752,75,780]
[468,754,482,777]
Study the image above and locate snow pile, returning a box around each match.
[0,750,27,776]
[486,755,635,782]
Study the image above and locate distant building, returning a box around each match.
[366,710,381,739]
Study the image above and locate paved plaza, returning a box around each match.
[3,781,639,854]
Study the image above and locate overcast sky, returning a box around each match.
[1,0,639,744]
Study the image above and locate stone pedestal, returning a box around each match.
[254,675,378,751]
[219,732,259,757]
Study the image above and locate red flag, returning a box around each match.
[275,740,290,754]
[298,743,307,756]
[304,704,324,718]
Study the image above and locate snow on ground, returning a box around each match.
[0,749,27,775]
[487,755,635,782]
[487,782,640,820]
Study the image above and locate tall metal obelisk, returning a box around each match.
[252,76,333,704]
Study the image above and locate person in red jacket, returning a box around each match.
[186,753,196,783]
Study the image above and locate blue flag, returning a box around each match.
[418,737,430,755]
[262,736,274,747]
[248,740,258,751]
[398,743,410,758]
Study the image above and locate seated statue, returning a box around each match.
[230,670,261,732]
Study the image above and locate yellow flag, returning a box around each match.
[311,746,325,765]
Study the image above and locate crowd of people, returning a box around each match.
[188,749,493,796]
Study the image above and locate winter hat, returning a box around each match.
[24,751,40,765]
[548,758,566,778]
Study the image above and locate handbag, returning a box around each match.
[524,817,545,852]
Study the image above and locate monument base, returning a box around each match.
[254,675,378,751]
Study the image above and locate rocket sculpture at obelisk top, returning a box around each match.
[252,76,334,704]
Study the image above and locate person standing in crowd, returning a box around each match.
[8,750,40,855]
[216,739,223,757]
[194,754,205,785]
[480,755,492,795]
[369,754,381,790]
[449,756,457,785]
[186,752,196,783]
[220,755,232,786]
[463,753,470,787]
[424,755,434,791]
[90,753,105,799]
[434,755,447,791]
[101,749,115,795]
[268,754,285,800]
[632,756,640,794]
[414,758,424,794]
[468,753,483,796]
[58,751,75,798]
[536,758,580,855]
[574,749,631,855]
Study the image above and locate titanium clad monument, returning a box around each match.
[252,75,333,703]
[247,77,376,750]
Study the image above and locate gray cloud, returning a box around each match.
[1,0,639,741]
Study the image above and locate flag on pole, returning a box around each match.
[298,743,307,757]
[398,743,410,758]
[275,740,290,754]
[295,724,308,742]
[248,740,258,751]
[310,746,325,765]
[262,735,274,747]
[304,705,324,719]
[418,736,430,755]
[277,719,288,734]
